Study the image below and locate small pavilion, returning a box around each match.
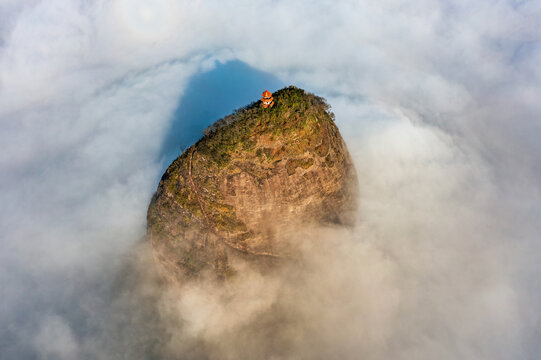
[261,90,274,108]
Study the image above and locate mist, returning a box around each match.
[1,0,540,359]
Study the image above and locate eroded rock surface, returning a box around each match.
[147,87,358,282]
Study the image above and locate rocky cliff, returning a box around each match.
[147,86,358,283]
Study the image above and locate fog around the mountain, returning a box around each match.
[1,1,540,359]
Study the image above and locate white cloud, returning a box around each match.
[0,0,540,358]
[33,315,79,360]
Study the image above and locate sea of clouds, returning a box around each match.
[1,0,540,359]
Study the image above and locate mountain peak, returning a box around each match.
[147,86,358,282]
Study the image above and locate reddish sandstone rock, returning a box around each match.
[147,86,358,283]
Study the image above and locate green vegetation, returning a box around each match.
[147,86,344,279]
[198,86,334,166]
[149,86,337,238]
[286,157,315,175]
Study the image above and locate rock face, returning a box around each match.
[147,87,358,283]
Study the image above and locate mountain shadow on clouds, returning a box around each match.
[159,60,283,168]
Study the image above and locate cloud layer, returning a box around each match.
[1,0,540,359]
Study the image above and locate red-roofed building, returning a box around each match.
[261,90,274,108]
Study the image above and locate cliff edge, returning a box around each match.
[147,86,358,283]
